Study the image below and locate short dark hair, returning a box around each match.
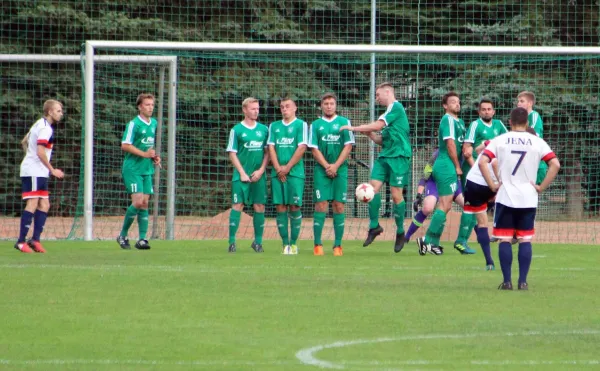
[510,107,528,126]
[442,91,459,106]
[320,92,337,103]
[478,97,494,109]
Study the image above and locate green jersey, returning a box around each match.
[377,101,411,158]
[464,118,507,160]
[529,110,543,138]
[226,121,269,182]
[308,115,355,168]
[121,115,157,176]
[436,113,466,168]
[267,118,308,179]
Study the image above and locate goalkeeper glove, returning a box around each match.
[413,193,424,212]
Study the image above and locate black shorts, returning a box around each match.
[492,203,536,241]
[463,180,496,214]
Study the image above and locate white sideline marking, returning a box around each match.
[1,263,598,274]
[295,330,600,369]
[0,359,295,366]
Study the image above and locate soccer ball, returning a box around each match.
[355,183,375,203]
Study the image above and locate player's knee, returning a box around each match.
[252,204,264,213]
[38,199,50,212]
[332,201,344,214]
[232,203,244,212]
[132,199,145,209]
[290,205,301,212]
[315,201,328,213]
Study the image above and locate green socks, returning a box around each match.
[290,209,302,245]
[137,208,149,240]
[313,211,326,245]
[455,211,474,244]
[276,211,290,245]
[253,212,265,244]
[425,209,447,246]
[228,209,241,244]
[333,212,345,247]
[368,193,382,229]
[120,205,138,237]
[393,201,406,234]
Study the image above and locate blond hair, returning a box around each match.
[517,91,536,105]
[376,82,395,92]
[43,99,62,115]
[242,97,259,108]
[136,93,155,107]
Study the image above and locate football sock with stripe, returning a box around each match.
[405,210,426,240]
[138,209,149,240]
[368,193,381,229]
[18,210,34,242]
[228,209,241,244]
[289,209,302,245]
[424,209,446,246]
[253,212,265,245]
[333,212,345,246]
[313,211,326,246]
[120,205,138,238]
[276,211,290,245]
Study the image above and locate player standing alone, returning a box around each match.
[479,107,560,290]
[116,93,161,250]
[268,98,308,255]
[15,100,65,253]
[226,98,269,253]
[309,93,355,256]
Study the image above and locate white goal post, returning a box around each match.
[83,41,600,241]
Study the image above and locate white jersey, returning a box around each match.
[483,131,555,208]
[20,118,54,177]
[466,153,498,186]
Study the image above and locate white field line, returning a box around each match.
[0,359,295,366]
[295,330,600,369]
[0,263,597,273]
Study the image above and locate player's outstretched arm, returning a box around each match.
[533,157,560,193]
[462,143,474,166]
[340,119,385,134]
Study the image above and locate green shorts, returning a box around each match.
[123,172,153,195]
[272,175,304,206]
[432,164,460,197]
[313,166,348,203]
[536,162,548,185]
[370,156,410,188]
[231,177,267,205]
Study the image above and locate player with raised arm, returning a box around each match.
[116,93,161,250]
[268,98,308,255]
[416,92,466,255]
[404,149,464,243]
[226,98,269,253]
[454,98,508,252]
[309,93,355,256]
[517,91,547,185]
[15,100,65,253]
[340,82,411,253]
[480,107,560,290]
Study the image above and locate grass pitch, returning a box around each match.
[1,240,599,370]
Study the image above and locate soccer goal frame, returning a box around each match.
[84,41,600,241]
[0,54,177,241]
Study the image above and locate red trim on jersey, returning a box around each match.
[516,229,535,238]
[483,140,491,147]
[22,190,49,199]
[542,152,556,163]
[483,149,495,160]
[464,203,488,214]
[45,143,53,149]
[492,228,514,238]
[37,139,48,145]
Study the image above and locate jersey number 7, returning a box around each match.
[511,150,527,175]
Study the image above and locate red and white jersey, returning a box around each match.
[483,131,555,208]
[466,153,498,186]
[20,118,54,177]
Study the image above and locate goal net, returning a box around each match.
[75,44,600,244]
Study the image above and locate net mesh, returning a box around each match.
[1,1,599,243]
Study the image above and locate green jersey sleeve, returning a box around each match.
[342,120,355,145]
[226,128,238,152]
[267,124,275,145]
[308,122,319,148]
[465,120,478,144]
[440,116,454,140]
[529,111,543,138]
[297,121,308,146]
[379,103,406,126]
[121,120,136,144]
